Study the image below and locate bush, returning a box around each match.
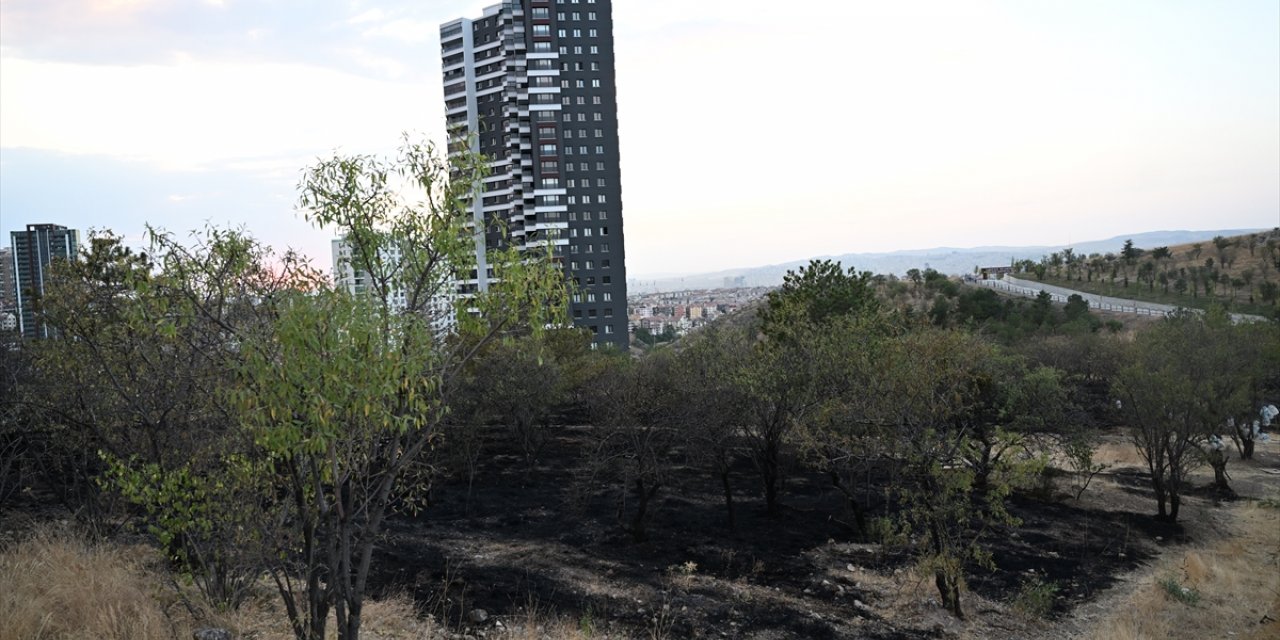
[1158,576,1201,605]
[1012,575,1060,617]
[0,527,176,640]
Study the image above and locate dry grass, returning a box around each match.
[1083,501,1280,640]
[0,527,181,640]
[0,526,633,640]
[1091,437,1147,470]
[219,591,446,640]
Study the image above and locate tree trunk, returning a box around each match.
[1242,438,1255,461]
[1152,476,1168,520]
[762,439,780,518]
[935,569,963,619]
[720,470,736,531]
[1208,450,1234,497]
[1169,491,1181,522]
[828,470,866,538]
[630,479,660,543]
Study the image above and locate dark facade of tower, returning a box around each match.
[10,224,79,339]
[441,0,628,349]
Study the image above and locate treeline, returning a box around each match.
[1013,230,1280,318]
[1,140,1278,637]
[876,267,1121,340]
[1,139,571,640]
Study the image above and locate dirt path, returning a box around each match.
[1050,435,1280,640]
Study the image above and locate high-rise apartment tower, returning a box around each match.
[10,224,79,339]
[440,0,628,348]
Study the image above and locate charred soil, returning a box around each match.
[368,426,1173,639]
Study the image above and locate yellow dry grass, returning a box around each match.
[1091,437,1147,470]
[0,526,630,640]
[221,591,444,640]
[1083,501,1280,640]
[0,527,179,640]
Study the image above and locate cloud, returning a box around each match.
[360,18,437,44]
[0,0,468,81]
[346,8,384,25]
[0,54,439,170]
[0,147,329,262]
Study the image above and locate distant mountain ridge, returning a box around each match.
[628,229,1268,294]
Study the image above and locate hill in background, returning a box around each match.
[1023,228,1280,318]
[629,229,1267,294]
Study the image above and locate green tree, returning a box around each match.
[736,325,824,517]
[32,228,300,607]
[795,315,892,537]
[870,330,1026,618]
[585,350,684,542]
[467,333,568,470]
[1029,290,1055,326]
[1115,310,1261,519]
[677,324,753,529]
[1062,294,1090,323]
[957,358,1064,499]
[759,259,879,341]
[746,261,884,517]
[234,136,569,640]
[1121,239,1139,262]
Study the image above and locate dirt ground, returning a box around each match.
[362,427,1280,639]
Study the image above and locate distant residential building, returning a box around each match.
[11,224,79,339]
[331,237,457,336]
[332,238,407,310]
[0,247,14,312]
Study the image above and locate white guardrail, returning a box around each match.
[976,275,1268,324]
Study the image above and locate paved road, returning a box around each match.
[976,275,1266,324]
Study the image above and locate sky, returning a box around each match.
[2,0,1278,279]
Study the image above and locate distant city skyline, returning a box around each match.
[2,0,1277,277]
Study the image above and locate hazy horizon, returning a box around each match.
[3,1,1277,276]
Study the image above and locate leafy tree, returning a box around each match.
[1017,332,1123,427]
[736,326,824,517]
[0,327,33,511]
[868,329,1026,618]
[760,259,878,341]
[956,358,1064,498]
[795,315,892,537]
[745,260,884,516]
[1029,290,1055,326]
[31,228,299,607]
[1062,293,1089,323]
[585,351,682,542]
[1115,310,1262,519]
[1121,239,1140,262]
[1220,320,1280,461]
[233,136,569,640]
[677,324,753,529]
[906,268,923,289]
[470,334,566,470]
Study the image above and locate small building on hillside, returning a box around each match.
[979,266,1014,280]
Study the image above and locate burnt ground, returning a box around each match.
[368,426,1167,639]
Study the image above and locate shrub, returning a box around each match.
[0,528,176,640]
[1012,575,1060,617]
[1158,576,1201,605]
